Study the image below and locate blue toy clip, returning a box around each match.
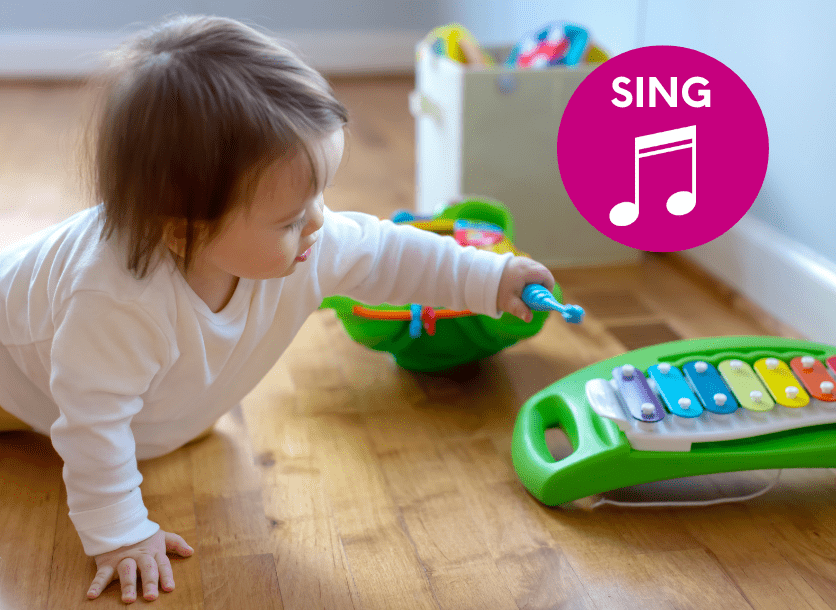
[521,284,584,324]
[409,304,423,338]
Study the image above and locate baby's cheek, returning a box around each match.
[272,236,297,266]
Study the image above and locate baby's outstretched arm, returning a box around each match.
[496,256,556,322]
[87,530,194,603]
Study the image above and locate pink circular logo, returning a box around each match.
[557,46,768,251]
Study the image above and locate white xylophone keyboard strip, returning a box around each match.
[585,378,836,451]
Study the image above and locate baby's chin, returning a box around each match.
[275,265,297,278]
[251,261,300,280]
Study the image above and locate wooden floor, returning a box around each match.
[1,77,835,610]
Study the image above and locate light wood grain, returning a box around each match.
[0,433,62,609]
[1,76,835,610]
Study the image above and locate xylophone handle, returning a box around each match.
[512,379,629,505]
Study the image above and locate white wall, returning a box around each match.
[0,0,441,32]
[644,0,836,261]
[641,0,836,340]
[0,0,441,75]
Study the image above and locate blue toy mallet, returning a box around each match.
[521,284,585,324]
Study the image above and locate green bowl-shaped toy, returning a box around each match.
[320,198,559,372]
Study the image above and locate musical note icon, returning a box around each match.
[610,125,697,227]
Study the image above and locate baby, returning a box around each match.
[0,15,554,604]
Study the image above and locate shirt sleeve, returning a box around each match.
[315,208,513,318]
[49,291,170,556]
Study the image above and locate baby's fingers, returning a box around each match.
[117,557,138,604]
[156,552,176,593]
[164,531,194,557]
[508,295,533,323]
[87,564,116,599]
[138,555,160,601]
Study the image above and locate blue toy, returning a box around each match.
[506,22,589,68]
[505,22,608,68]
[522,284,585,324]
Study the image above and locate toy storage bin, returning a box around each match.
[410,46,641,267]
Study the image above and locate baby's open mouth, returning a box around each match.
[295,248,311,262]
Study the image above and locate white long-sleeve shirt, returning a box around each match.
[0,204,512,556]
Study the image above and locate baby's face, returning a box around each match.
[200,128,344,280]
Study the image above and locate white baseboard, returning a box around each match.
[684,215,836,344]
[0,29,422,78]
[278,29,421,75]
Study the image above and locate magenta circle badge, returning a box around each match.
[557,46,769,251]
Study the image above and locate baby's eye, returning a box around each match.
[286,217,306,231]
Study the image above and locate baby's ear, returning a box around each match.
[163,219,189,258]
[164,218,214,259]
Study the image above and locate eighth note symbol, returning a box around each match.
[610,125,697,227]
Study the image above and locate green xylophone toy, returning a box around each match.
[513,335,836,506]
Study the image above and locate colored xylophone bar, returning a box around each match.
[586,354,836,452]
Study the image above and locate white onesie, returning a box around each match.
[0,204,512,555]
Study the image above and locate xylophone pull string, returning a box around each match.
[587,470,782,509]
[521,284,585,324]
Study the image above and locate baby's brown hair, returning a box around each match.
[84,14,349,278]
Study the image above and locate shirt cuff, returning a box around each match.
[464,250,514,318]
[68,487,161,556]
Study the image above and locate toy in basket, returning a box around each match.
[512,335,836,506]
[505,22,609,68]
[320,198,583,373]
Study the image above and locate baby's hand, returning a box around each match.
[496,256,556,323]
[87,529,194,604]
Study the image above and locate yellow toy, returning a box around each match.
[420,23,495,67]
